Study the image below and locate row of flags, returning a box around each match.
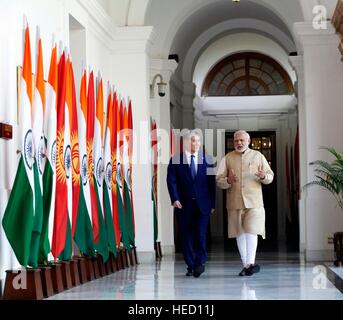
[151,119,158,242]
[2,21,135,268]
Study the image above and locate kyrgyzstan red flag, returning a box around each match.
[52,51,68,259]
[87,71,100,243]
[66,57,80,236]
[128,101,135,235]
[111,91,121,247]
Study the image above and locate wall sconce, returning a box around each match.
[150,74,167,98]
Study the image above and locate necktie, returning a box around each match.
[190,154,196,180]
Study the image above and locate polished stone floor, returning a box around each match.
[47,242,343,300]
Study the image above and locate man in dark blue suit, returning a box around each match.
[167,131,216,278]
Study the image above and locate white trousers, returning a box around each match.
[236,233,258,267]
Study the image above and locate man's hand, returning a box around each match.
[228,169,239,184]
[255,165,266,180]
[173,200,182,209]
[211,208,215,214]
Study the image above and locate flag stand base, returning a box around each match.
[116,250,123,270]
[129,247,138,265]
[96,254,106,277]
[56,261,73,289]
[69,259,81,286]
[84,257,95,281]
[155,241,163,260]
[3,269,43,300]
[126,249,132,267]
[120,248,128,269]
[72,256,88,284]
[109,252,118,272]
[133,246,139,265]
[92,257,100,279]
[38,266,54,298]
[49,263,64,294]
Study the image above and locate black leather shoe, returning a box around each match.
[185,267,193,276]
[193,264,205,278]
[248,264,260,274]
[238,267,253,276]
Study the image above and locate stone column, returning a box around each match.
[289,55,306,254]
[150,59,178,255]
[111,26,156,263]
[293,22,343,261]
[181,82,196,129]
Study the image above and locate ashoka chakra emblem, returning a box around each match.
[81,155,88,186]
[38,136,46,175]
[105,162,112,189]
[96,157,103,187]
[64,145,72,179]
[24,129,34,170]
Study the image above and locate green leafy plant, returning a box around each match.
[304,147,343,210]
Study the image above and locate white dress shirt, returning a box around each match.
[185,150,198,174]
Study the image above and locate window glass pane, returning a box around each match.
[268,83,278,94]
[261,72,273,85]
[236,80,245,90]
[233,59,245,69]
[230,87,239,95]
[261,62,274,74]
[250,59,262,68]
[233,69,245,78]
[250,67,262,77]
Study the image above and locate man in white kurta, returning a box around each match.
[216,130,274,276]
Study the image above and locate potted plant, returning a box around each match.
[304,147,343,266]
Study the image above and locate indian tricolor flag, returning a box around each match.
[87,71,101,244]
[52,50,72,260]
[40,40,57,264]
[123,101,134,247]
[74,68,95,256]
[2,21,36,267]
[66,56,80,238]
[117,98,130,249]
[111,91,121,248]
[103,86,117,255]
[128,101,135,239]
[93,76,109,262]
[151,119,158,242]
[29,27,45,268]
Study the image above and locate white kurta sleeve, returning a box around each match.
[260,154,274,185]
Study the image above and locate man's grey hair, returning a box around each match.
[183,129,202,142]
[234,130,250,140]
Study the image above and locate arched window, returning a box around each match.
[201,52,294,97]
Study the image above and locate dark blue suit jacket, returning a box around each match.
[167,152,216,215]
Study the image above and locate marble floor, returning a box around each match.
[47,244,343,300]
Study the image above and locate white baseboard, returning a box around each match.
[136,251,155,264]
[161,245,175,255]
[305,249,334,262]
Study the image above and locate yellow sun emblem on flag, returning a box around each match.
[71,130,80,186]
[56,128,66,184]
[86,140,94,186]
